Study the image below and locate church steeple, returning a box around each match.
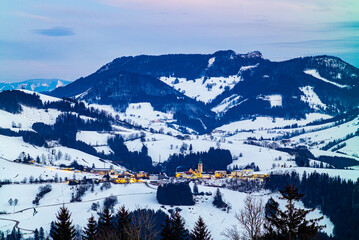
[198,158,203,177]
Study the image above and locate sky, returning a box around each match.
[0,0,358,82]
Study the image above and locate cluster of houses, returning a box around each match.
[91,168,152,183]
[90,168,170,184]
[175,160,268,181]
[88,159,268,185]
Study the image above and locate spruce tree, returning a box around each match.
[82,215,97,240]
[160,215,173,240]
[264,184,325,240]
[34,229,39,240]
[97,208,114,239]
[39,227,45,240]
[171,211,189,240]
[190,216,212,240]
[50,206,76,240]
[16,229,21,240]
[116,205,131,240]
[212,188,227,208]
[49,221,56,239]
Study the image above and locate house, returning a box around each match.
[136,171,149,179]
[91,168,114,175]
[231,169,254,178]
[214,170,227,178]
[149,173,168,181]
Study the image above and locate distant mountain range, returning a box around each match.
[0,79,71,92]
[50,50,359,133]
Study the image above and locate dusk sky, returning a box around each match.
[1,0,358,82]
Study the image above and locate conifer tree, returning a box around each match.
[16,228,21,240]
[50,206,76,240]
[97,208,114,239]
[34,229,39,240]
[39,227,45,240]
[264,184,325,240]
[190,216,212,240]
[82,215,97,240]
[116,205,131,240]
[6,227,21,240]
[49,221,56,239]
[212,188,227,208]
[171,211,189,240]
[160,215,173,240]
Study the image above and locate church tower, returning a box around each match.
[198,158,203,177]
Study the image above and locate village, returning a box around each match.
[88,159,269,185]
[9,152,269,185]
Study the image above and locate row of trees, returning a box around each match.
[163,147,232,176]
[49,205,212,240]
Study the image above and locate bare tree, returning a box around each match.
[237,196,264,240]
[222,196,264,240]
[125,208,159,240]
[221,225,240,240]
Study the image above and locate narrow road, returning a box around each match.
[144,181,157,190]
[0,217,34,233]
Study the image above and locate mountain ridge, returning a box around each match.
[0,79,71,93]
[50,50,359,133]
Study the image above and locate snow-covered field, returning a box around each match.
[0,107,61,131]
[304,69,349,89]
[0,157,100,183]
[0,182,333,239]
[216,113,332,132]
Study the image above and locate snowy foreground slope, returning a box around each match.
[0,182,333,239]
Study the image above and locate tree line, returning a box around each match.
[163,147,232,176]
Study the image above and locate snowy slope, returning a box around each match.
[159,76,241,103]
[0,157,100,182]
[0,135,124,181]
[299,86,326,110]
[211,95,246,113]
[0,183,333,238]
[20,90,62,103]
[290,117,359,148]
[0,106,61,131]
[304,69,350,89]
[339,137,359,158]
[216,113,332,132]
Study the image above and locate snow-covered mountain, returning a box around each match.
[50,50,359,133]
[0,79,71,92]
